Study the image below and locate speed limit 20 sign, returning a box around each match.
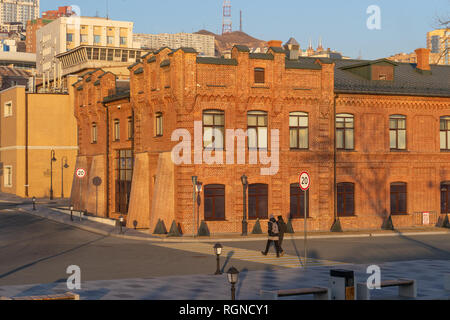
[299,172,311,191]
[76,168,86,179]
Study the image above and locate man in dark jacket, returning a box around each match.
[277,216,287,257]
[261,215,282,258]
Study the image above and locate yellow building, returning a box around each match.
[0,75,78,198]
[427,28,449,65]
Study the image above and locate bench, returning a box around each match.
[260,287,330,300]
[357,279,416,300]
[0,292,80,301]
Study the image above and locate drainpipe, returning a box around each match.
[104,101,110,219]
[331,93,342,232]
[25,92,29,198]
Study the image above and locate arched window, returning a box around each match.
[204,184,225,221]
[390,182,407,215]
[337,183,355,217]
[203,110,224,150]
[127,116,134,140]
[91,123,97,143]
[290,183,309,219]
[440,116,450,151]
[441,182,450,214]
[390,115,407,150]
[290,112,309,149]
[254,68,265,84]
[336,114,354,150]
[248,184,268,220]
[248,111,268,150]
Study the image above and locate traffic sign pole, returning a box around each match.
[299,171,311,270]
[75,168,86,217]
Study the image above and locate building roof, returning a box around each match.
[331,58,450,97]
[285,37,299,46]
[0,66,31,77]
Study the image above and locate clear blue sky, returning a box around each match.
[41,0,449,59]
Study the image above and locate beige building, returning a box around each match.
[134,32,215,56]
[0,76,78,198]
[37,16,137,77]
[427,28,449,65]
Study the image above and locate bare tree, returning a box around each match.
[432,13,449,64]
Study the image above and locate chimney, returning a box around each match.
[267,40,282,48]
[415,48,430,71]
[288,44,299,60]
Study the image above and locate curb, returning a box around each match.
[19,206,450,243]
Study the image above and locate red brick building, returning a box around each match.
[71,44,450,234]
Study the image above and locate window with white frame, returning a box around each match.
[4,166,12,187]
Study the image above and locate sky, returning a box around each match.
[41,0,449,60]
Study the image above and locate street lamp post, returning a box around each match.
[50,150,57,200]
[32,196,36,211]
[241,175,248,236]
[214,243,223,275]
[196,181,203,236]
[227,267,239,300]
[119,215,124,234]
[70,205,74,221]
[61,156,69,198]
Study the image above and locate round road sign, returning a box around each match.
[299,172,311,191]
[76,168,86,179]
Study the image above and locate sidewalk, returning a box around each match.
[17,202,450,243]
[0,259,449,300]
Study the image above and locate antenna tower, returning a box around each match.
[222,0,232,35]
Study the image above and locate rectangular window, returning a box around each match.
[290,112,309,149]
[120,37,127,45]
[248,111,268,149]
[4,166,12,188]
[127,117,134,140]
[440,117,450,151]
[391,183,407,215]
[80,34,88,43]
[290,183,309,219]
[114,119,120,141]
[204,185,225,221]
[66,33,74,42]
[337,183,355,217]
[336,114,354,150]
[390,115,407,150]
[115,150,133,214]
[254,68,265,84]
[248,184,268,220]
[107,36,114,45]
[441,183,450,214]
[94,35,101,44]
[4,101,12,117]
[155,112,163,137]
[203,110,224,149]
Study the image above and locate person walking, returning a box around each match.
[261,215,282,258]
[277,216,287,257]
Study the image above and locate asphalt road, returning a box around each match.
[0,209,449,286]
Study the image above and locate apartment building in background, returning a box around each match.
[134,32,215,57]
[0,0,39,31]
[36,16,137,78]
[26,6,74,53]
[427,28,449,65]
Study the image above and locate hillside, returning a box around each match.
[195,30,267,56]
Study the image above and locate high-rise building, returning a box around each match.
[427,28,449,65]
[36,16,137,77]
[134,33,215,57]
[0,0,39,29]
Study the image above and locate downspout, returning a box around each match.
[330,93,342,232]
[25,92,29,198]
[104,101,110,219]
